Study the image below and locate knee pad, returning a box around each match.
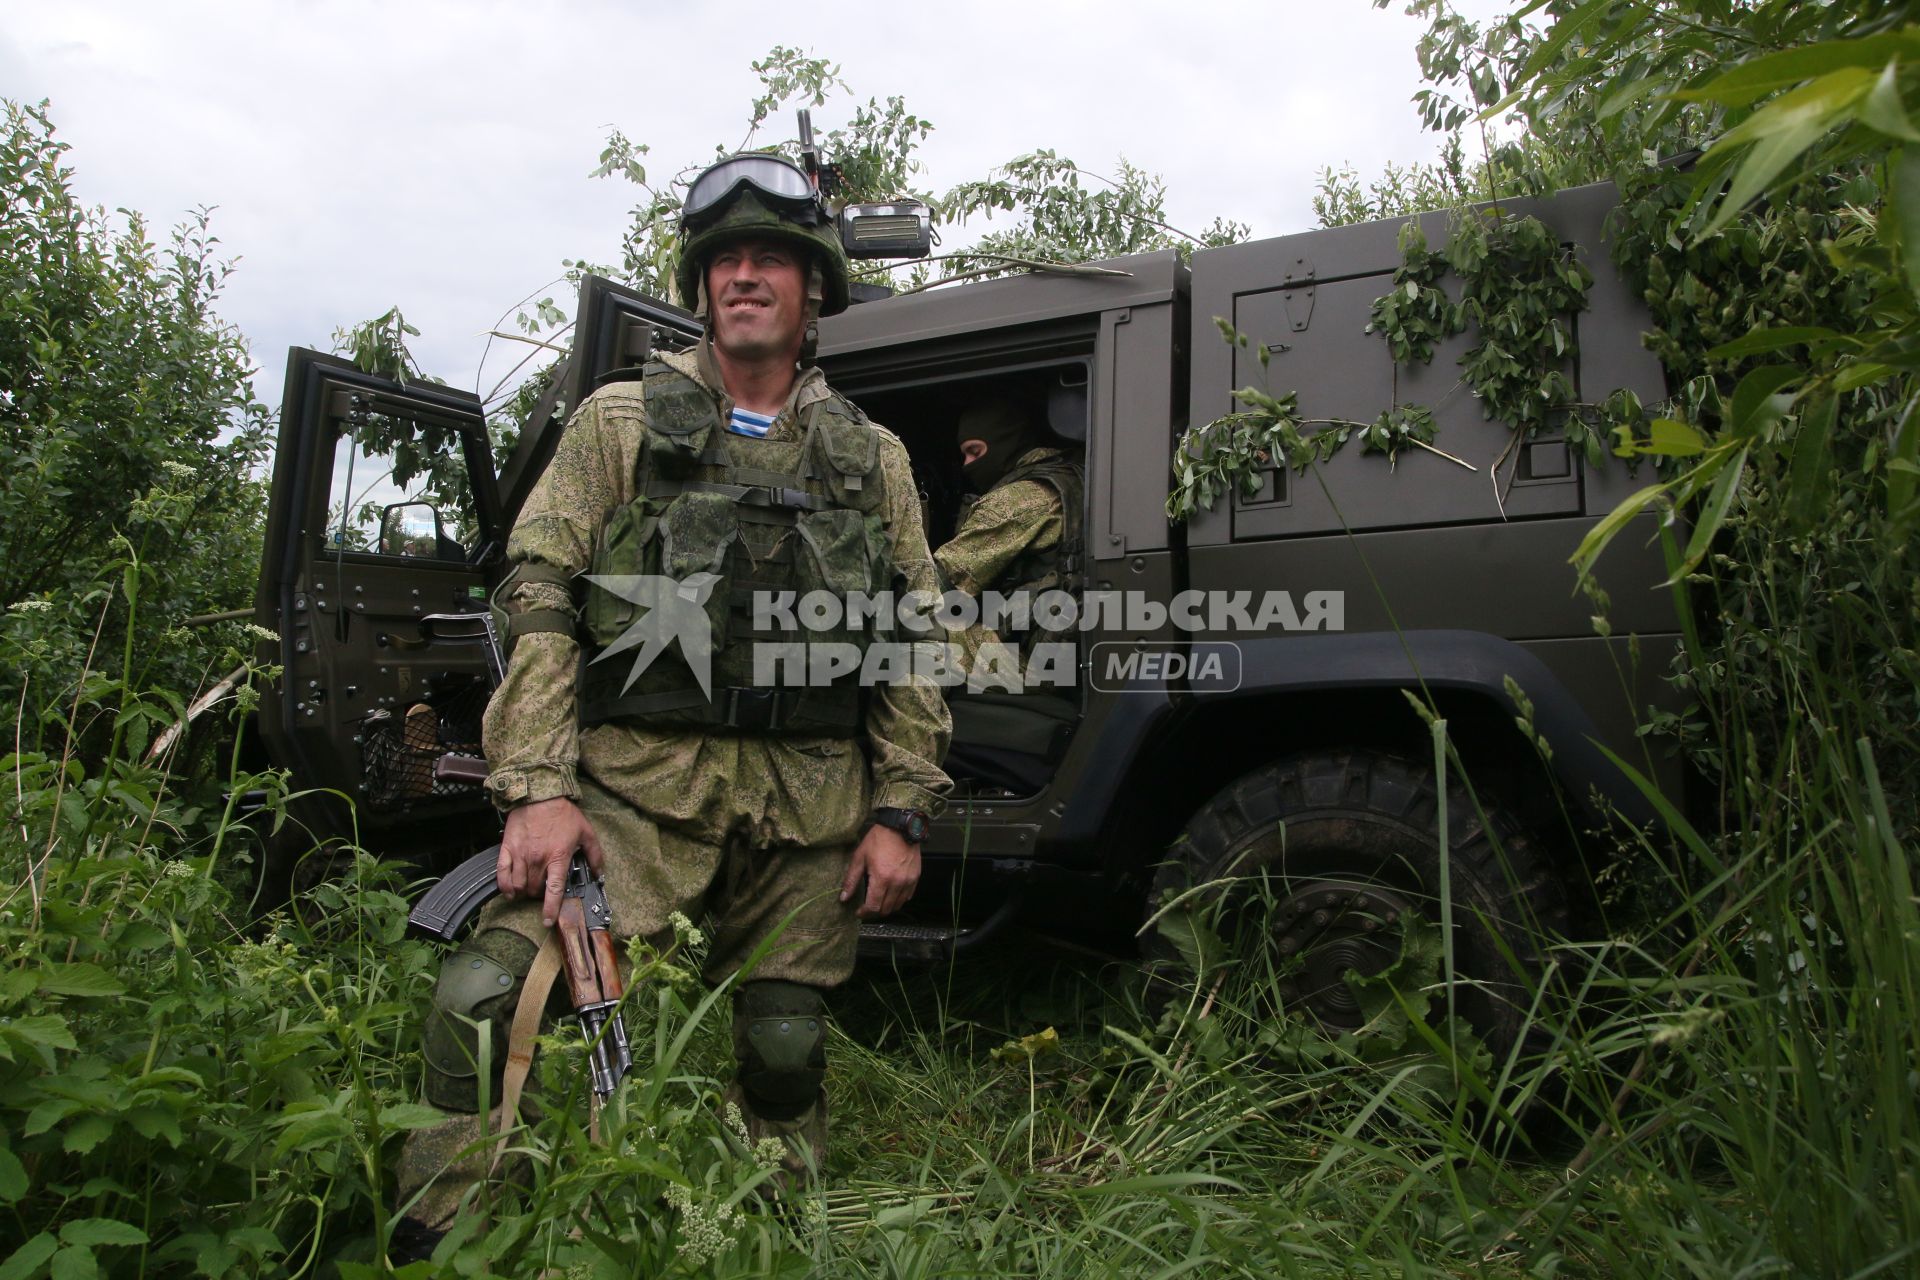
[732,980,826,1121]
[422,929,538,1113]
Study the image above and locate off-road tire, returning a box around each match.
[1143,748,1568,1059]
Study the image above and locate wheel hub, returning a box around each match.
[1269,879,1416,1032]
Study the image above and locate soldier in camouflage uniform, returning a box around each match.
[935,398,1084,678]
[933,398,1083,794]
[392,152,951,1255]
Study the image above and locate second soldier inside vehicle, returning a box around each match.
[934,397,1084,791]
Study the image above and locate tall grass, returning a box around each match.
[5,495,1918,1277]
[4,682,1915,1276]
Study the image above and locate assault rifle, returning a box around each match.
[409,754,633,1098]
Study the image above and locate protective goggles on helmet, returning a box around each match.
[682,153,825,231]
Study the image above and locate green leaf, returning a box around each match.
[1647,418,1706,457]
[1705,325,1844,359]
[1835,360,1897,391]
[48,1246,97,1280]
[1679,444,1751,578]
[132,1065,204,1090]
[1570,482,1673,577]
[1728,365,1800,439]
[1679,34,1920,108]
[0,970,37,1006]
[118,922,169,953]
[75,1179,131,1200]
[1890,395,1920,522]
[1147,887,1225,979]
[24,1098,81,1136]
[0,1148,25,1203]
[62,1115,113,1155]
[178,1235,238,1278]
[225,1227,280,1257]
[0,1234,58,1280]
[271,1106,353,1157]
[38,965,125,999]
[1787,395,1837,527]
[376,1103,444,1131]
[1518,0,1617,79]
[1862,58,1920,142]
[1597,76,1664,122]
[1891,146,1920,299]
[122,1106,183,1146]
[57,791,89,838]
[1703,69,1878,236]
[57,1222,144,1249]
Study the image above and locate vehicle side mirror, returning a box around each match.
[379,501,446,559]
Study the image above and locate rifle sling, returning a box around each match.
[490,930,566,1175]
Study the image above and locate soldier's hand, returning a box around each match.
[841,824,921,920]
[499,797,606,927]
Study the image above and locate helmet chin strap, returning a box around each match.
[799,260,826,365]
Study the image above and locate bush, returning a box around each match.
[0,98,271,778]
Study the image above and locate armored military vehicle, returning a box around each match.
[253,181,1680,1049]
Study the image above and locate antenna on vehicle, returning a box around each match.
[796,109,837,200]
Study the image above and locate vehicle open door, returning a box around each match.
[253,349,507,860]
[254,279,697,864]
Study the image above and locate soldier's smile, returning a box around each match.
[707,238,807,359]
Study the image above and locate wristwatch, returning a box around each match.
[871,806,932,844]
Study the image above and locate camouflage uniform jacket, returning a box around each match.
[481,343,951,839]
[934,446,1068,675]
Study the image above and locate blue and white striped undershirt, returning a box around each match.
[728,406,776,438]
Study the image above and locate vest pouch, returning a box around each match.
[793,508,888,649]
[658,490,740,651]
[583,497,662,647]
[642,377,720,479]
[805,406,881,512]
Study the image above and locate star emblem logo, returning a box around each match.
[583,573,722,697]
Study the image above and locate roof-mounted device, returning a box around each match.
[797,109,935,262]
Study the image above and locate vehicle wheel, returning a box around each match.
[1143,749,1568,1059]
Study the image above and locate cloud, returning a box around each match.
[5,0,1496,408]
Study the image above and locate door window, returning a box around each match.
[324,413,482,559]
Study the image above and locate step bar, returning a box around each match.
[856,895,1023,962]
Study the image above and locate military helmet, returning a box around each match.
[676,153,851,317]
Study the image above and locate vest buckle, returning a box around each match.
[723,687,787,732]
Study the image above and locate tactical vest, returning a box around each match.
[959,449,1086,646]
[578,360,894,736]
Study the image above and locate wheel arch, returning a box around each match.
[1068,630,1655,896]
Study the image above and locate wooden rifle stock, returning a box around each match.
[404,757,634,1097]
[556,853,632,1096]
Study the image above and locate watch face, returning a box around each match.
[879,808,929,842]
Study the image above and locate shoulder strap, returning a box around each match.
[999,453,1086,589]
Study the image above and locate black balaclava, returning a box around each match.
[956,398,1034,493]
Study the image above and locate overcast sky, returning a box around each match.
[4,1,1508,412]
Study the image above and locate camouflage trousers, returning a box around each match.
[394,759,864,1231]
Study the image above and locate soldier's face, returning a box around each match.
[707,239,808,363]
